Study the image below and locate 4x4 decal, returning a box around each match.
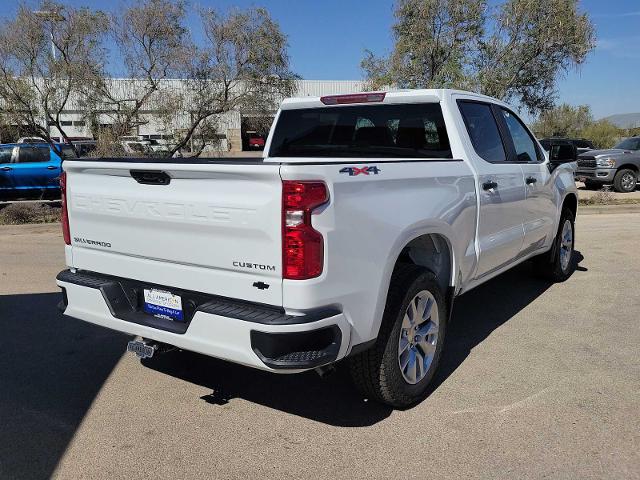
[339,166,381,176]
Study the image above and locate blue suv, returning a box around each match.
[0,143,76,198]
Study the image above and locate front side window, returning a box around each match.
[17,146,50,163]
[614,137,640,151]
[269,103,452,158]
[458,101,506,162]
[500,109,541,163]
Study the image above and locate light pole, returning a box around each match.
[33,10,65,60]
[33,10,65,139]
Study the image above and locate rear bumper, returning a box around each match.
[56,269,350,372]
[575,168,616,182]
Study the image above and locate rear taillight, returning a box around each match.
[60,171,70,245]
[320,92,386,105]
[282,181,328,280]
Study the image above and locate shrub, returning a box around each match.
[0,203,61,225]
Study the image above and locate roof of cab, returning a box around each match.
[0,142,65,148]
[279,88,505,110]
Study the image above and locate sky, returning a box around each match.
[3,0,640,119]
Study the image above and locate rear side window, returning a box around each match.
[458,101,506,163]
[500,109,541,163]
[0,146,13,163]
[269,103,451,158]
[17,146,50,163]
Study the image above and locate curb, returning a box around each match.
[578,204,640,215]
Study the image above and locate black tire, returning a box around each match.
[613,169,637,193]
[349,264,447,408]
[533,208,576,282]
[583,179,601,191]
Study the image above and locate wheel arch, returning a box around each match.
[616,163,638,173]
[392,233,454,294]
[367,229,458,346]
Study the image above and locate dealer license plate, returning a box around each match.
[143,288,184,321]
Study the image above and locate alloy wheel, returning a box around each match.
[621,172,636,191]
[559,219,573,272]
[398,290,439,384]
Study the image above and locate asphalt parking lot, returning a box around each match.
[1,214,639,480]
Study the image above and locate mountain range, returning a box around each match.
[601,113,640,129]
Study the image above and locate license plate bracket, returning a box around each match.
[143,288,184,321]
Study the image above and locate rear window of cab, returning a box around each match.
[269,103,452,159]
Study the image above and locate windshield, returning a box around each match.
[614,137,640,150]
[269,103,452,158]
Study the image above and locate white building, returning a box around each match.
[38,79,367,152]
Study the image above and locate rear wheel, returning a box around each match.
[613,169,637,193]
[533,208,575,282]
[349,264,447,408]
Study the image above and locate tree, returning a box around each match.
[530,104,592,137]
[363,0,595,114]
[581,120,620,149]
[163,7,297,157]
[86,2,296,157]
[86,0,190,153]
[362,0,484,90]
[0,1,108,152]
[531,104,621,148]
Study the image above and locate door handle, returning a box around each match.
[47,165,58,170]
[1,166,11,171]
[526,177,537,185]
[130,170,171,185]
[482,180,498,191]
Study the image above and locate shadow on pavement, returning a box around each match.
[144,252,587,426]
[0,292,128,480]
[144,347,394,427]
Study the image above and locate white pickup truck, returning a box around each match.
[56,89,578,408]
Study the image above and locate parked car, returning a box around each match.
[144,138,171,154]
[0,143,71,198]
[16,136,46,144]
[121,140,153,155]
[576,136,640,192]
[247,131,266,150]
[56,89,578,408]
[540,137,594,155]
[51,136,94,143]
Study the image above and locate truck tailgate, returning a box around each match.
[63,160,283,305]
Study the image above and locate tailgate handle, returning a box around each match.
[130,170,171,185]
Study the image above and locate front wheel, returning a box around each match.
[533,209,576,282]
[613,169,637,193]
[349,265,447,408]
